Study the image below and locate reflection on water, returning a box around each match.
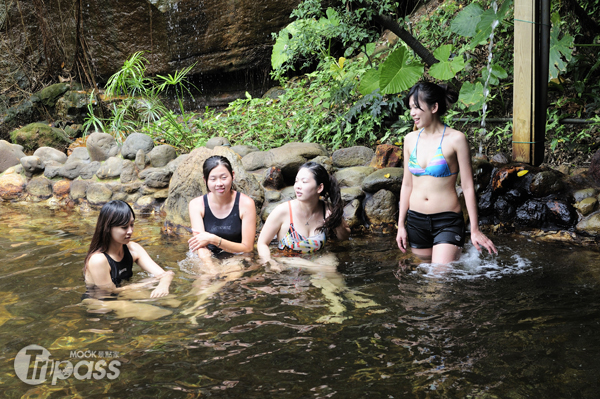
[1,203,599,398]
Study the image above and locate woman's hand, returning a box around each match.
[150,285,169,298]
[470,229,497,255]
[188,231,216,252]
[396,226,408,253]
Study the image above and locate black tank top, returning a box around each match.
[203,191,243,254]
[103,245,133,287]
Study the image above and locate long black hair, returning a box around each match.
[203,155,234,184]
[299,161,344,238]
[84,200,135,271]
[407,81,458,117]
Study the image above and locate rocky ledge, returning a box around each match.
[2,133,600,245]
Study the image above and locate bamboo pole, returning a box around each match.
[512,0,536,163]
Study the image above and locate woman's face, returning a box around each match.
[110,215,134,245]
[295,168,323,200]
[409,94,437,129]
[206,164,233,195]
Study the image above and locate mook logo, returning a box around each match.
[14,345,121,385]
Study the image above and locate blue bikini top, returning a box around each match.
[408,125,457,178]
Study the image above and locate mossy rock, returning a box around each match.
[10,123,72,153]
[36,83,70,107]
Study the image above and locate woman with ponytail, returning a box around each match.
[397,81,497,264]
[258,161,350,268]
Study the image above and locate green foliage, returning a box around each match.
[429,45,466,80]
[548,12,574,80]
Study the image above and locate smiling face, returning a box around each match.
[295,167,323,200]
[206,164,234,195]
[409,94,438,129]
[110,215,134,245]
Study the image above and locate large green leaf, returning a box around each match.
[481,63,508,86]
[271,22,300,70]
[379,47,423,95]
[450,3,483,37]
[471,0,513,47]
[358,68,381,95]
[458,81,485,111]
[548,12,574,80]
[429,45,466,80]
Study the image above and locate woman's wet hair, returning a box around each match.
[299,161,344,238]
[407,81,458,116]
[203,155,234,183]
[84,200,135,271]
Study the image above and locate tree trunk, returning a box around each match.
[372,14,439,67]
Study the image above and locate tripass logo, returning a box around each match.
[14,344,121,385]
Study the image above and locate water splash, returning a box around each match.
[479,1,500,155]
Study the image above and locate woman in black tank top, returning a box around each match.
[188,156,257,261]
[84,200,174,299]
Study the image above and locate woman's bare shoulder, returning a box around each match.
[87,252,109,270]
[238,192,256,207]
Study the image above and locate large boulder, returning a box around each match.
[80,161,101,180]
[0,140,26,173]
[34,147,68,164]
[20,156,45,177]
[36,83,70,107]
[54,90,91,124]
[26,176,54,198]
[206,137,231,149]
[332,146,375,168]
[334,166,376,188]
[96,157,124,179]
[231,144,259,157]
[86,132,119,162]
[139,167,172,189]
[361,167,403,194]
[0,171,27,200]
[10,123,71,153]
[121,133,154,160]
[369,144,402,168]
[364,189,398,226]
[58,160,86,180]
[147,144,177,167]
[164,146,263,233]
[66,147,91,164]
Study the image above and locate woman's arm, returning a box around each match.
[129,242,174,298]
[455,133,497,255]
[188,196,215,262]
[326,204,350,241]
[86,253,118,292]
[397,138,413,252]
[257,203,287,265]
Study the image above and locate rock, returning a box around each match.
[0,173,27,200]
[54,91,91,124]
[148,144,177,167]
[96,157,124,179]
[165,154,189,174]
[206,137,231,149]
[121,133,154,159]
[309,155,333,174]
[26,176,53,198]
[364,189,398,226]
[231,144,259,157]
[490,152,509,164]
[280,186,296,202]
[66,147,91,164]
[43,161,63,179]
[135,149,148,170]
[122,181,143,194]
[576,212,600,235]
[493,196,516,222]
[589,148,600,185]
[340,186,365,204]
[86,132,119,162]
[575,197,597,216]
[140,168,172,189]
[58,161,85,180]
[80,161,101,179]
[332,146,375,168]
[263,86,286,99]
[87,183,113,205]
[545,197,576,227]
[556,164,570,176]
[573,188,597,203]
[34,147,68,164]
[70,179,90,200]
[515,200,546,228]
[0,140,26,173]
[343,199,362,229]
[369,144,402,168]
[37,83,69,107]
[261,200,284,222]
[242,151,273,171]
[111,191,128,201]
[270,142,328,182]
[120,160,138,183]
[334,166,376,188]
[492,163,536,195]
[262,166,285,190]
[10,123,72,153]
[153,189,170,200]
[164,146,263,230]
[134,195,157,213]
[264,189,281,203]
[529,171,564,197]
[361,167,403,194]
[52,180,71,198]
[20,156,45,177]
[472,159,494,194]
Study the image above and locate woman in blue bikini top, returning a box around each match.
[397,82,497,264]
[258,162,350,269]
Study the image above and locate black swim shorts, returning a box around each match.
[406,210,465,249]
